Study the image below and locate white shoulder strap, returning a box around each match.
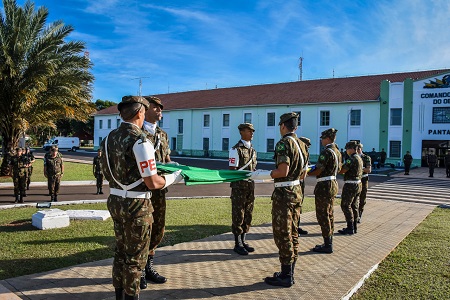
[286,136,305,171]
[238,148,256,171]
[104,133,143,191]
[326,147,339,176]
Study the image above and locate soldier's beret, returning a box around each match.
[345,141,358,150]
[117,96,150,111]
[238,123,255,131]
[299,136,311,147]
[320,128,338,139]
[278,112,299,125]
[143,96,164,109]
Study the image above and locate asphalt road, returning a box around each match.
[0,149,390,205]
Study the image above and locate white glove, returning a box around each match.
[163,169,183,188]
[248,169,273,180]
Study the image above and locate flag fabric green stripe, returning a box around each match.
[157,163,251,186]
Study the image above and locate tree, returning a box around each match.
[0,0,95,175]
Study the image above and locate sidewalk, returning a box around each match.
[0,167,442,299]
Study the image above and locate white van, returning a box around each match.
[43,137,80,152]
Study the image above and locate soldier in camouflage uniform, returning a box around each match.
[228,123,257,255]
[356,143,371,223]
[24,147,35,190]
[338,141,363,235]
[100,96,182,300]
[309,128,341,254]
[93,149,104,194]
[44,145,64,202]
[9,147,28,203]
[140,96,172,288]
[298,136,311,235]
[264,112,308,288]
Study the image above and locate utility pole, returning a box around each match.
[298,56,303,81]
[132,77,150,96]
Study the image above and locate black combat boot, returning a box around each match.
[96,188,100,195]
[19,195,24,203]
[123,294,139,300]
[145,255,167,283]
[14,195,19,203]
[23,191,27,197]
[99,187,104,194]
[233,234,248,255]
[298,227,308,235]
[115,288,124,300]
[54,195,58,202]
[312,236,333,253]
[50,194,54,202]
[353,220,358,234]
[358,211,363,223]
[241,233,254,252]
[338,222,354,235]
[139,270,147,289]
[265,264,293,287]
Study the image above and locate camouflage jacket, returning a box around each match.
[10,155,28,177]
[143,126,171,163]
[44,155,63,177]
[229,140,257,188]
[93,155,103,175]
[100,122,149,192]
[341,153,363,181]
[315,143,341,178]
[361,153,372,174]
[273,133,308,183]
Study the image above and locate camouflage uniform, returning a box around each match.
[427,153,438,177]
[10,150,27,202]
[314,144,341,239]
[271,133,308,265]
[100,122,154,297]
[25,149,35,190]
[358,153,371,216]
[339,151,363,234]
[93,154,103,194]
[44,152,63,201]
[229,140,257,236]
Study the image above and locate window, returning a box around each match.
[267,139,275,152]
[390,108,402,126]
[432,107,450,123]
[222,138,229,151]
[244,113,252,123]
[107,119,111,129]
[267,112,275,126]
[203,114,210,127]
[99,120,103,129]
[293,111,301,126]
[159,117,164,127]
[320,111,330,126]
[116,119,120,128]
[389,141,401,158]
[350,110,361,126]
[223,114,230,127]
[178,119,184,134]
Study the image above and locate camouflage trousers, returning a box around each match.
[47,175,61,195]
[340,183,362,223]
[271,185,301,265]
[13,174,27,196]
[27,166,33,187]
[358,178,369,213]
[107,195,153,296]
[95,173,104,189]
[314,180,338,238]
[230,185,255,235]
[149,188,167,255]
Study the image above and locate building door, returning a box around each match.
[203,137,209,157]
[421,140,450,167]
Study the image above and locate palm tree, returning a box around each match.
[0,0,95,175]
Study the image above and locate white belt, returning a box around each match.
[316,176,336,182]
[110,188,151,199]
[362,174,369,178]
[274,180,300,188]
[344,180,361,184]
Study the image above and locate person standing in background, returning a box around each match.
[357,143,371,223]
[426,150,438,177]
[93,149,104,195]
[403,151,413,175]
[44,145,64,202]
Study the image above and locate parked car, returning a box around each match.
[43,137,80,152]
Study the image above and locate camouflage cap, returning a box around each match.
[143,96,164,109]
[345,140,358,150]
[117,95,150,111]
[279,112,299,125]
[299,136,311,147]
[238,123,255,131]
[320,128,338,139]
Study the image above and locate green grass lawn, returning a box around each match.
[0,158,95,182]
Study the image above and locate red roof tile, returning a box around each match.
[95,69,449,115]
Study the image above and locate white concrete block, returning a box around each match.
[65,210,111,221]
[32,209,70,230]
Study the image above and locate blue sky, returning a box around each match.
[13,0,450,102]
